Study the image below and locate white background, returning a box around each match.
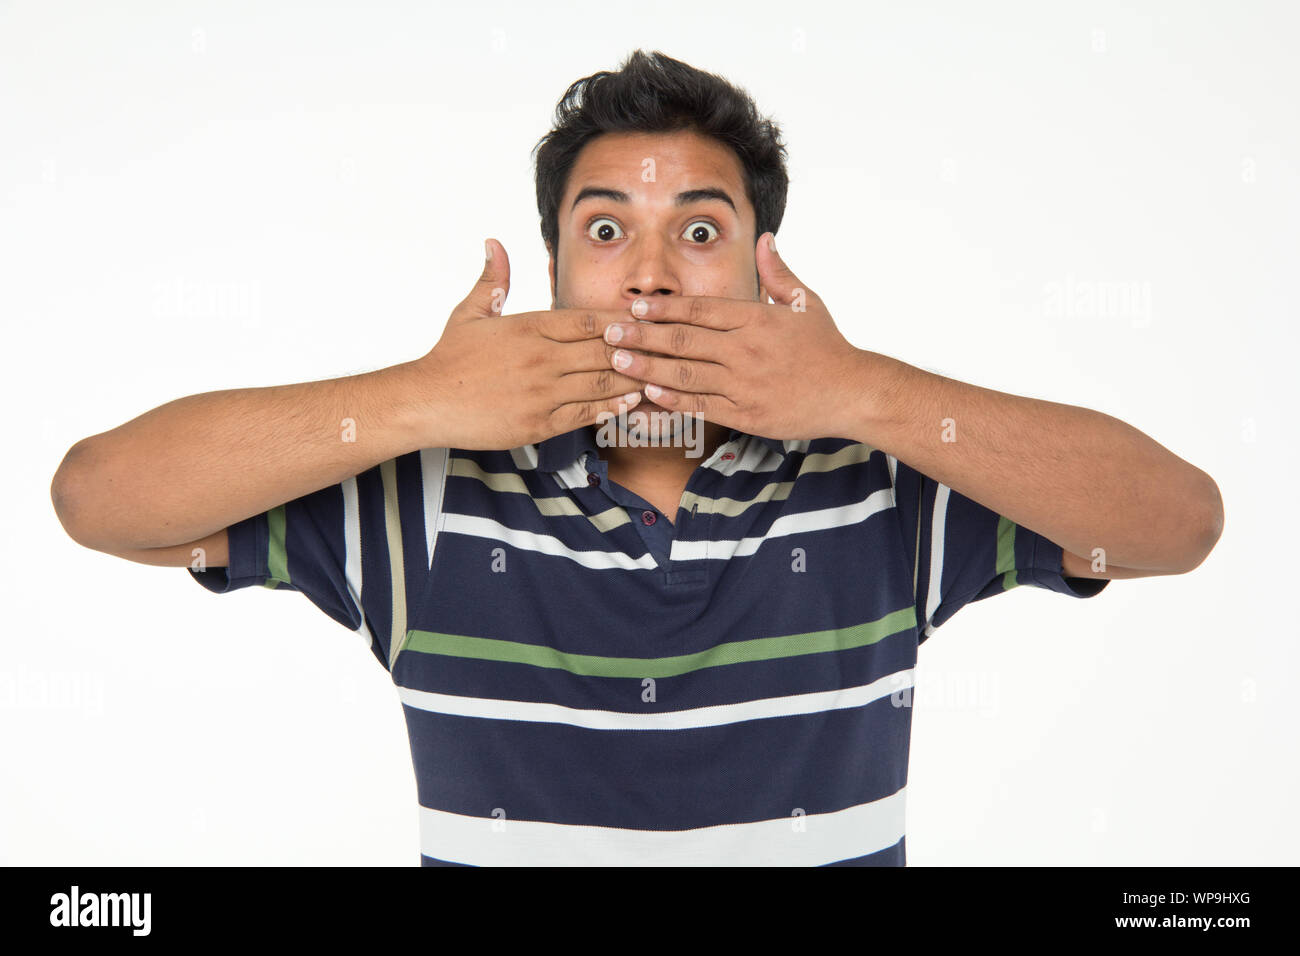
[2,0,1295,865]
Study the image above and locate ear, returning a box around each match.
[547,244,557,308]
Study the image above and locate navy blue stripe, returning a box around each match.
[410,523,916,662]
[402,698,912,829]
[822,836,905,866]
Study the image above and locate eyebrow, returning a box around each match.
[569,186,738,214]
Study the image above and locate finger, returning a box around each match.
[601,318,728,363]
[534,306,645,343]
[556,337,641,375]
[608,346,729,395]
[553,366,644,403]
[451,238,511,322]
[630,294,752,330]
[545,337,648,384]
[638,381,735,421]
[756,232,817,310]
[551,390,645,433]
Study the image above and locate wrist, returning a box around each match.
[843,350,915,446]
[359,359,443,454]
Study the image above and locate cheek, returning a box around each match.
[554,259,606,307]
[688,247,757,297]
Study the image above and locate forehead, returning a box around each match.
[562,129,748,205]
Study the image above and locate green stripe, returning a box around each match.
[996,515,1018,590]
[402,606,917,679]
[267,504,289,584]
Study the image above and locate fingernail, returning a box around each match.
[605,323,624,344]
[631,298,648,318]
[645,383,663,401]
[484,239,492,262]
[612,349,632,370]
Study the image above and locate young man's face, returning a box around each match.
[549,128,764,426]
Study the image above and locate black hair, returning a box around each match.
[532,49,788,269]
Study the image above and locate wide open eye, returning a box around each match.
[587,218,624,242]
[681,220,720,244]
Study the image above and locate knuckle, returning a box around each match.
[525,405,547,434]
[688,297,706,325]
[593,368,615,394]
[580,311,596,337]
[670,324,690,355]
[675,361,693,388]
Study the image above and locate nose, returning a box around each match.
[624,232,678,301]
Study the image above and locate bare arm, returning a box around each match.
[50,240,644,558]
[50,363,429,553]
[104,529,230,568]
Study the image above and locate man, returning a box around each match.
[51,50,1223,866]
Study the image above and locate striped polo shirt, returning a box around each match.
[189,423,1107,865]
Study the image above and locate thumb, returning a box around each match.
[452,238,511,322]
[756,232,813,311]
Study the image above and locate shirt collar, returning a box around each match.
[535,424,786,473]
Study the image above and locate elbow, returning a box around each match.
[51,438,101,549]
[1176,472,1224,574]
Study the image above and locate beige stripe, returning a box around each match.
[685,442,877,518]
[448,441,878,534]
[380,459,409,669]
[682,480,796,519]
[912,474,922,602]
[450,455,631,532]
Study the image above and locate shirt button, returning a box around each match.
[721,452,735,461]
[641,509,657,526]
[587,473,600,486]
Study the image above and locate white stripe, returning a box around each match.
[702,434,763,474]
[509,443,539,471]
[441,512,658,570]
[397,667,915,730]
[924,483,951,631]
[552,453,593,491]
[420,447,450,571]
[419,785,907,866]
[341,476,373,650]
[670,487,896,562]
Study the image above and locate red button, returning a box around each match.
[587,473,600,486]
[641,510,656,526]
[721,452,735,461]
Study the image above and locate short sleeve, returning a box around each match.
[186,449,449,671]
[888,455,1108,645]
